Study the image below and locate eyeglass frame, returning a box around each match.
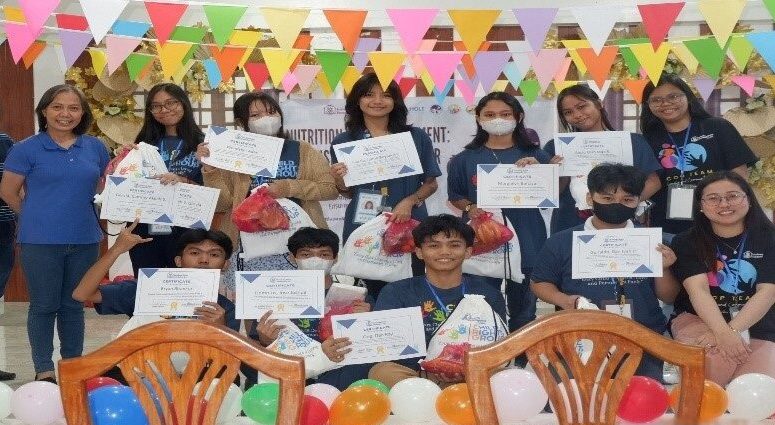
[700,191,748,207]
[646,92,686,106]
[149,99,181,114]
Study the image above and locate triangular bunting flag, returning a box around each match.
[126,52,154,81]
[417,52,465,92]
[727,36,754,70]
[56,14,89,31]
[170,25,207,44]
[554,80,579,93]
[408,40,437,76]
[624,79,650,105]
[474,50,511,92]
[156,41,192,80]
[528,48,568,91]
[203,58,222,88]
[493,79,509,92]
[418,71,435,92]
[764,74,775,90]
[698,0,747,48]
[21,41,46,69]
[398,77,417,98]
[144,1,188,46]
[88,48,108,75]
[323,10,368,53]
[587,80,612,100]
[4,22,38,64]
[576,46,618,89]
[612,38,651,76]
[260,48,303,87]
[340,66,361,95]
[172,59,195,85]
[519,80,541,106]
[58,29,93,69]
[747,32,775,73]
[684,37,727,79]
[692,77,717,101]
[229,30,262,68]
[671,42,700,74]
[387,9,438,54]
[106,35,142,75]
[112,20,151,38]
[353,37,382,71]
[368,52,406,90]
[260,7,310,51]
[315,71,333,96]
[553,58,573,84]
[317,50,352,90]
[503,61,527,90]
[244,62,270,90]
[454,40,489,81]
[80,0,129,43]
[570,6,620,53]
[294,64,321,93]
[637,2,685,50]
[203,4,247,48]
[433,80,455,105]
[455,78,476,105]
[457,64,479,94]
[512,8,558,52]
[281,72,299,93]
[209,46,246,82]
[447,9,501,56]
[731,75,756,96]
[629,43,671,84]
[19,0,59,36]
[562,40,592,76]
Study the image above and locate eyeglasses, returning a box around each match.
[647,92,685,106]
[149,99,181,113]
[701,192,747,207]
[480,112,515,119]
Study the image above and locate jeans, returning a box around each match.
[21,243,99,373]
[0,221,15,297]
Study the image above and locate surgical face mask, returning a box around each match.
[479,118,517,136]
[592,201,637,225]
[248,115,281,136]
[296,257,335,274]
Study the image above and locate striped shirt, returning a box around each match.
[0,133,15,222]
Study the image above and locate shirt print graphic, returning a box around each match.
[659,139,707,172]
[708,253,757,295]
[251,159,298,188]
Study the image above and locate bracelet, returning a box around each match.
[414,193,423,205]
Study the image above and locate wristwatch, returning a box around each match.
[464,203,475,213]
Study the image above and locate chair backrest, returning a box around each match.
[59,320,305,425]
[465,310,705,425]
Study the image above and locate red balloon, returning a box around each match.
[301,395,329,425]
[618,376,670,423]
[85,377,122,393]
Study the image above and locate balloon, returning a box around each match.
[192,378,243,423]
[490,368,548,422]
[85,377,122,393]
[301,395,329,425]
[389,377,442,423]
[0,382,12,419]
[669,379,727,423]
[329,386,390,425]
[617,376,669,423]
[242,383,279,425]
[88,385,149,425]
[435,383,476,425]
[305,383,340,408]
[349,378,390,394]
[10,381,64,425]
[726,373,775,421]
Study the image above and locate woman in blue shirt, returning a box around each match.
[447,91,548,332]
[129,83,205,274]
[0,85,109,382]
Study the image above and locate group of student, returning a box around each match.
[0,70,773,392]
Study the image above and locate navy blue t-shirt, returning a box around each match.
[544,133,662,234]
[330,127,442,242]
[531,223,667,333]
[157,136,203,184]
[447,145,550,273]
[94,279,240,332]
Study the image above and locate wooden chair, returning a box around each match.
[59,320,305,425]
[465,310,705,425]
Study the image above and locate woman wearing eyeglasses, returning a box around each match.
[129,83,205,273]
[641,73,757,235]
[669,172,775,386]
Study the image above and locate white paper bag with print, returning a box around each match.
[330,213,412,282]
[462,214,524,281]
[113,142,168,179]
[240,198,316,259]
[267,320,337,378]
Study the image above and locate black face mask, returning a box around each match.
[592,201,637,225]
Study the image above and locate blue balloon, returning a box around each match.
[88,385,150,425]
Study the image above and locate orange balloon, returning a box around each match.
[435,383,476,425]
[329,386,390,425]
[669,379,728,423]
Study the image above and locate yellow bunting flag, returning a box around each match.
[172,59,196,84]
[629,43,671,85]
[419,71,435,92]
[156,41,192,80]
[260,8,310,51]
[492,79,509,92]
[88,48,108,76]
[4,6,26,23]
[697,0,747,48]
[447,9,501,56]
[368,52,406,90]
[554,80,580,93]
[315,70,333,96]
[341,66,362,95]
[763,74,775,90]
[261,48,303,87]
[562,40,592,76]
[671,42,700,74]
[229,30,261,67]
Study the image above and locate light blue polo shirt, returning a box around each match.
[4,132,109,244]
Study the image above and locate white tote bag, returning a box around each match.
[462,214,524,281]
[240,198,316,259]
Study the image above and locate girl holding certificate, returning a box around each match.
[545,84,662,234]
[446,91,548,332]
[641,73,757,235]
[129,83,205,274]
[670,171,775,386]
[330,73,442,299]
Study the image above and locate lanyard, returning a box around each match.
[160,138,183,165]
[610,277,626,305]
[424,278,467,316]
[715,232,747,293]
[666,122,692,184]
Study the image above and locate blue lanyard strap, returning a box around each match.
[715,232,747,291]
[666,122,692,183]
[610,277,626,304]
[424,278,466,316]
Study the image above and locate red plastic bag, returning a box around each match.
[420,342,471,375]
[318,304,355,341]
[382,216,420,255]
[470,212,513,255]
[231,187,290,232]
[104,146,132,177]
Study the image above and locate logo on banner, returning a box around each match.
[430,105,442,114]
[323,105,345,115]
[448,104,461,114]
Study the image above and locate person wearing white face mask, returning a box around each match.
[447,91,549,335]
[196,92,338,301]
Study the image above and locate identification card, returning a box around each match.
[149,224,173,235]
[729,305,751,344]
[666,184,696,220]
[602,299,633,319]
[354,190,384,224]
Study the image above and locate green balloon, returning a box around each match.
[241,383,279,424]
[349,378,390,394]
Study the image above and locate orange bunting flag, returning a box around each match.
[22,41,46,69]
[624,79,650,105]
[209,46,246,82]
[323,10,368,53]
[576,46,619,89]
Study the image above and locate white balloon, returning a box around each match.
[726,373,775,421]
[305,383,341,408]
[389,377,442,423]
[10,381,64,425]
[192,379,243,423]
[0,382,12,419]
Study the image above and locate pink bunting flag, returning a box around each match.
[58,29,93,68]
[393,65,406,83]
[455,78,476,105]
[731,75,756,96]
[409,39,438,76]
[512,8,558,52]
[387,9,438,54]
[528,48,568,90]
[553,57,573,83]
[281,72,299,93]
[417,52,465,91]
[19,0,59,36]
[106,35,143,75]
[474,50,511,92]
[4,22,38,64]
[692,77,717,101]
[294,64,322,93]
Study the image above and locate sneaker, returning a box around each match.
[35,372,57,385]
[0,369,15,381]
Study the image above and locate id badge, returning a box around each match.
[149,224,173,235]
[353,190,384,224]
[603,299,633,319]
[666,183,696,220]
[729,305,751,344]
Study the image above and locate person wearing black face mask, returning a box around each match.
[530,163,681,382]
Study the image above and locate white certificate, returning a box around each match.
[332,307,427,366]
[201,126,284,176]
[554,131,633,176]
[476,164,559,209]
[133,268,221,316]
[571,227,663,279]
[235,270,325,319]
[101,177,220,229]
[334,132,424,186]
